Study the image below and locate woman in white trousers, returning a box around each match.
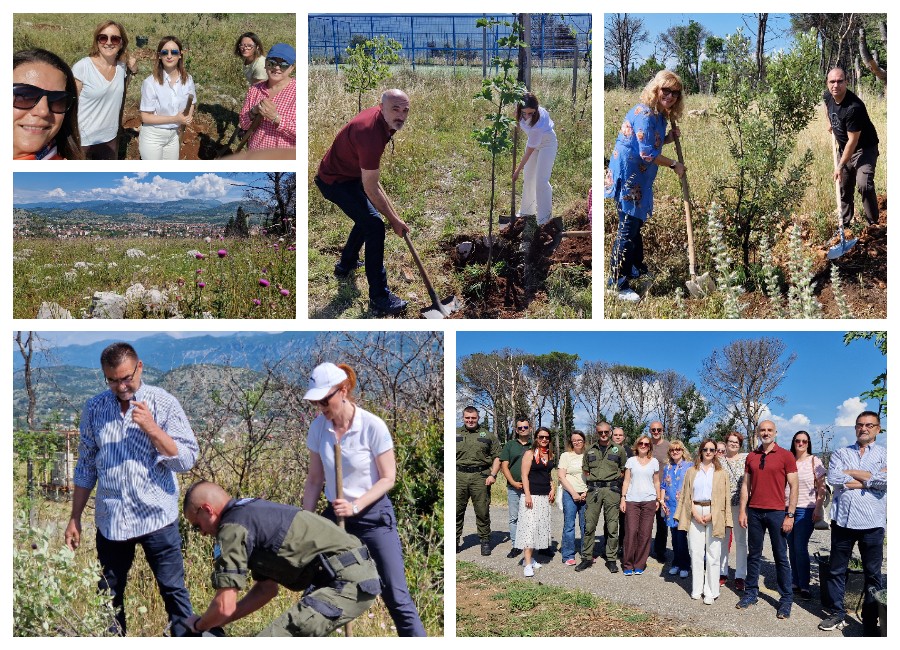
[676,439,732,605]
[513,93,560,238]
[720,431,748,590]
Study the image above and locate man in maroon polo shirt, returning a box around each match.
[736,420,798,618]
[315,89,411,316]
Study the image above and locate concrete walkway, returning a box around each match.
[458,505,886,637]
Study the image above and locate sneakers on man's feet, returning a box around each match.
[574,559,593,572]
[480,542,491,556]
[623,569,634,576]
[634,568,644,575]
[334,260,364,278]
[369,292,408,316]
[605,560,619,574]
[734,578,746,591]
[669,566,680,576]
[507,548,522,559]
[818,613,848,631]
[679,569,689,579]
[735,595,758,609]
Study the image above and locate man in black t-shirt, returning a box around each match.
[823,68,880,227]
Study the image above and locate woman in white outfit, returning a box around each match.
[513,92,560,239]
[676,439,732,605]
[719,431,748,591]
[138,36,196,160]
[515,426,556,577]
[72,21,137,159]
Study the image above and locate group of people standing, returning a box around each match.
[13,20,295,160]
[65,344,425,637]
[457,407,886,635]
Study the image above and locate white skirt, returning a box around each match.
[514,494,552,549]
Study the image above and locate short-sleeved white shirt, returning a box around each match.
[139,72,196,130]
[72,57,127,145]
[519,106,556,148]
[307,405,394,501]
[625,456,659,502]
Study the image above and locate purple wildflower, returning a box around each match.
[252,299,261,306]
[280,288,290,296]
[259,278,270,287]
[218,249,228,258]
[197,281,206,289]
[195,253,205,260]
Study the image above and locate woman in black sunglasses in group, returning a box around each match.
[13,49,83,160]
[72,21,137,160]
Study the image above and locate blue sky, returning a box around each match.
[607,13,796,71]
[457,331,886,450]
[12,172,263,204]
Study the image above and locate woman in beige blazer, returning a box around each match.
[676,439,732,604]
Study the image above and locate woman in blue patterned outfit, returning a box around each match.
[604,69,686,302]
[660,440,692,578]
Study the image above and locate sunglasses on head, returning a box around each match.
[265,58,292,70]
[97,33,122,45]
[661,87,681,97]
[13,83,75,114]
[159,49,180,57]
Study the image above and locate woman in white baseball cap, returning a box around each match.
[301,362,425,636]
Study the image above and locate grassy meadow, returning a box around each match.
[603,88,887,319]
[13,236,296,319]
[14,13,296,156]
[308,64,592,318]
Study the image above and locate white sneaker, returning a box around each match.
[530,560,543,569]
[679,570,689,579]
[524,564,534,577]
[616,288,640,302]
[668,566,679,576]
[704,596,714,605]
[691,593,701,600]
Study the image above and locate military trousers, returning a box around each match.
[581,486,621,562]
[456,470,491,542]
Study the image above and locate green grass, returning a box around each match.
[13,236,296,319]
[308,65,592,318]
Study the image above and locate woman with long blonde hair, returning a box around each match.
[620,434,660,575]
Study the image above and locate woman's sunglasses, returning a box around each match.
[661,87,681,98]
[13,83,75,114]
[97,34,123,45]
[265,58,292,70]
[316,387,340,407]
[159,49,181,57]
[537,435,550,441]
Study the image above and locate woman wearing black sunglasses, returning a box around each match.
[239,42,296,151]
[13,49,83,160]
[301,362,426,636]
[138,36,196,160]
[72,21,137,160]
[515,427,556,578]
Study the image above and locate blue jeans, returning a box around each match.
[608,210,645,289]
[324,495,426,636]
[786,506,815,590]
[826,523,884,636]
[95,521,193,636]
[507,486,523,546]
[561,491,587,561]
[745,508,793,610]
[315,175,390,300]
[670,526,690,570]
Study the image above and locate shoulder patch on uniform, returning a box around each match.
[611,445,619,453]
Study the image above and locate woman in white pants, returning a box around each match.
[513,93,559,238]
[138,36,195,160]
[676,439,732,605]
[719,431,748,590]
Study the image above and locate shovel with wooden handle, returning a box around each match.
[670,119,715,297]
[826,134,858,260]
[334,442,353,638]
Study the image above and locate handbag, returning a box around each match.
[555,484,564,511]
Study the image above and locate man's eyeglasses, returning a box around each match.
[660,87,681,98]
[105,364,139,385]
[97,34,123,45]
[265,58,292,70]
[597,429,611,435]
[13,83,75,114]
[516,425,530,430]
[650,428,663,432]
[316,387,340,407]
[159,49,180,57]
[855,423,879,430]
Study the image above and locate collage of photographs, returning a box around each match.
[5,1,891,643]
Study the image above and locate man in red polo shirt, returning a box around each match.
[315,89,411,316]
[736,420,798,618]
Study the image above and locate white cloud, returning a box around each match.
[92,173,231,202]
[758,407,811,446]
[47,188,66,198]
[835,397,868,426]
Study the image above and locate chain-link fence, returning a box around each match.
[309,13,591,73]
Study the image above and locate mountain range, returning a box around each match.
[14,199,268,224]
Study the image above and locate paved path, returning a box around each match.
[458,505,886,637]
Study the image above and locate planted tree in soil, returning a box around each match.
[343,35,402,113]
[472,17,527,297]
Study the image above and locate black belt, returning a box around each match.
[457,465,489,473]
[311,546,371,588]
[587,480,616,488]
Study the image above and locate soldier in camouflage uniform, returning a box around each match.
[456,406,502,556]
[575,422,627,573]
[183,481,380,637]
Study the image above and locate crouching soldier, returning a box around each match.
[182,480,381,637]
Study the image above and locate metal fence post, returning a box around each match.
[410,16,416,71]
[331,16,339,73]
[482,14,487,77]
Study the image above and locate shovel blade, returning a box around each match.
[827,237,858,260]
[685,272,715,299]
[420,295,460,319]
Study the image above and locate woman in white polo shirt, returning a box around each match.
[301,362,425,636]
[138,35,195,160]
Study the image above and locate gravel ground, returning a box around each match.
[459,505,887,637]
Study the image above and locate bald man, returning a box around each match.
[736,420,798,618]
[182,481,380,637]
[316,89,412,316]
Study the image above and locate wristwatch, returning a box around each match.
[669,161,677,169]
[352,502,359,515]
[785,511,795,519]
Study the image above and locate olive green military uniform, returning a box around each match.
[581,442,628,562]
[213,498,381,637]
[456,425,501,543]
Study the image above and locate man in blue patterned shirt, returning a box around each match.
[64,342,199,635]
[818,410,887,635]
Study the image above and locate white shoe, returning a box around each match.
[691,593,701,600]
[524,564,534,577]
[668,566,679,576]
[704,596,714,605]
[616,288,640,302]
[530,560,543,569]
[679,570,689,578]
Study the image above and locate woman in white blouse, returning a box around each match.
[138,36,196,160]
[512,92,560,239]
[301,362,425,636]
